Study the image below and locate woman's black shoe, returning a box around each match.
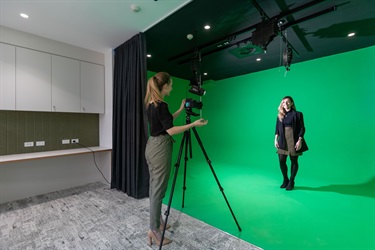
[280,179,289,188]
[286,180,295,190]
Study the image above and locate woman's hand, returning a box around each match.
[295,138,302,151]
[193,118,208,127]
[179,99,186,111]
[173,99,186,119]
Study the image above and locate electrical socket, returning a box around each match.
[24,141,34,147]
[62,139,70,144]
[36,141,45,146]
[71,139,79,144]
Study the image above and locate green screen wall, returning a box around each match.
[164,46,374,184]
[149,46,374,249]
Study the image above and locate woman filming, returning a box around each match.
[144,72,208,246]
[274,96,308,191]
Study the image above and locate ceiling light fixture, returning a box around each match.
[147,54,151,58]
[20,13,29,18]
[348,32,355,37]
[204,25,210,30]
[256,58,261,61]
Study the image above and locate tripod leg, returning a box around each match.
[182,128,191,208]
[159,131,187,250]
[191,127,242,232]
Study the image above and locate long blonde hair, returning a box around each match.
[144,72,171,108]
[277,96,296,121]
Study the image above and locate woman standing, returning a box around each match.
[274,96,308,190]
[144,72,208,246]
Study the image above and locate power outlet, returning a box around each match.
[71,139,79,144]
[24,141,34,147]
[36,141,45,146]
[62,139,70,144]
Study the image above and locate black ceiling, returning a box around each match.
[145,0,375,82]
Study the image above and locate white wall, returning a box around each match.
[0,152,111,204]
[0,26,113,204]
[99,49,113,149]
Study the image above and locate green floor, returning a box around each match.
[164,156,375,250]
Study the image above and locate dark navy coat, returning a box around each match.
[275,110,308,153]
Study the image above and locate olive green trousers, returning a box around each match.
[145,134,173,230]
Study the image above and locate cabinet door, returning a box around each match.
[0,43,16,110]
[16,47,51,111]
[52,55,80,112]
[80,62,104,113]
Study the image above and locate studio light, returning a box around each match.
[189,84,206,96]
[283,45,293,71]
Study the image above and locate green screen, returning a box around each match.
[150,46,375,250]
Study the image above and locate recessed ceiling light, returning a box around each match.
[147,54,151,58]
[256,58,261,61]
[348,32,355,37]
[203,72,208,76]
[204,25,210,30]
[20,13,29,19]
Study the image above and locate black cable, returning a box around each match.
[76,142,110,184]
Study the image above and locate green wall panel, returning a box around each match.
[0,111,99,155]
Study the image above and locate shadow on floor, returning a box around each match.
[296,176,375,198]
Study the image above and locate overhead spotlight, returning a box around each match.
[278,19,286,26]
[283,45,293,71]
[348,32,355,37]
[204,25,211,30]
[189,83,206,96]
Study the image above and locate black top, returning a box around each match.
[282,110,293,127]
[147,101,174,136]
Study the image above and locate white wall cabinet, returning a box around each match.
[80,62,105,113]
[16,47,52,112]
[1,45,104,113]
[52,55,80,112]
[0,43,16,110]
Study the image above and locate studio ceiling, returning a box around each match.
[1,0,374,82]
[145,0,375,81]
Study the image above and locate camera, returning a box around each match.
[185,98,203,116]
[185,98,203,109]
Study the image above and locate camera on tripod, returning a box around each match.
[185,98,202,116]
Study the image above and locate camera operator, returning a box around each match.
[144,72,208,246]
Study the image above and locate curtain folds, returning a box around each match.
[111,33,149,199]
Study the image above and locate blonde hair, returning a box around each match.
[277,96,296,121]
[144,72,171,108]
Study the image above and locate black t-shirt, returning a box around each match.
[282,110,293,127]
[147,101,174,136]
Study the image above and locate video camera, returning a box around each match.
[185,98,203,116]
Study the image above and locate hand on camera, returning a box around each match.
[178,99,186,112]
[194,118,208,127]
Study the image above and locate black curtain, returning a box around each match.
[111,33,149,199]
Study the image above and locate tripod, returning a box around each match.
[159,115,242,249]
